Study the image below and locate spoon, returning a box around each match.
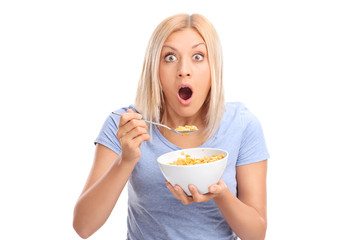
[111,112,199,135]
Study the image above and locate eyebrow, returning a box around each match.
[162,42,206,51]
[192,42,206,49]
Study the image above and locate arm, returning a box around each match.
[73,145,134,239]
[214,160,267,240]
[73,110,149,239]
[166,160,267,240]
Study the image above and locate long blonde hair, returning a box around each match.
[134,13,225,138]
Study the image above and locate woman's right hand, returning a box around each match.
[116,109,150,163]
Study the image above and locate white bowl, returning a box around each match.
[157,148,228,196]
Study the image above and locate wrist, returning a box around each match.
[214,187,232,202]
[114,153,138,169]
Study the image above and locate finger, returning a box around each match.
[174,185,193,205]
[165,182,182,200]
[217,179,227,189]
[188,185,206,203]
[209,185,218,194]
[209,179,227,194]
[166,182,193,205]
[118,119,147,139]
[165,181,178,196]
[124,119,148,135]
[122,125,149,144]
[131,132,151,147]
[119,111,143,128]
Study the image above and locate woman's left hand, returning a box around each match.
[165,179,228,205]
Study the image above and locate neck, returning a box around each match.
[161,106,206,131]
[158,104,209,148]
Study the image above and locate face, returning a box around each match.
[159,28,211,120]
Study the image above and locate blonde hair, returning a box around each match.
[134,13,225,138]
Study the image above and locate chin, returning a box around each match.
[176,102,204,118]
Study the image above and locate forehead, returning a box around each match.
[163,28,205,48]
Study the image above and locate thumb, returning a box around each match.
[209,185,218,193]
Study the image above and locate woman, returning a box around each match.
[73,13,269,240]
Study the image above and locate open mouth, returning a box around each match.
[178,87,193,100]
[177,84,193,105]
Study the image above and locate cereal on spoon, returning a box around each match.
[175,125,199,133]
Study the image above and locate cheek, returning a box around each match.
[191,65,210,97]
[199,63,211,82]
[159,66,166,83]
[160,79,170,96]
[159,64,175,81]
[193,79,211,101]
[159,67,169,90]
[200,67,211,89]
[159,74,175,97]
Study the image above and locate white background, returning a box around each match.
[1,0,359,239]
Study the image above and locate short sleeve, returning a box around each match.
[236,113,270,166]
[94,112,122,155]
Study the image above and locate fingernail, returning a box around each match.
[210,186,216,192]
[175,187,180,191]
[137,114,142,119]
[189,185,194,191]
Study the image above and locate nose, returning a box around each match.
[177,58,191,78]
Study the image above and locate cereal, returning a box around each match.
[175,125,198,132]
[168,153,226,166]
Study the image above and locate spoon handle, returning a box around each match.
[140,119,172,131]
[111,112,172,131]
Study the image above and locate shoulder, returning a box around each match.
[217,102,266,143]
[95,105,136,154]
[111,104,137,116]
[213,102,258,139]
[224,102,258,126]
[98,104,136,135]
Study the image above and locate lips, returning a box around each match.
[177,84,193,105]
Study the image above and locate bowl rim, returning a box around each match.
[157,147,228,168]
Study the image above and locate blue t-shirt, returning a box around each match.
[95,102,270,240]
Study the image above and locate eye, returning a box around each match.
[192,53,204,62]
[164,54,177,62]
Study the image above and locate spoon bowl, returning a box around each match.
[111,112,198,135]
